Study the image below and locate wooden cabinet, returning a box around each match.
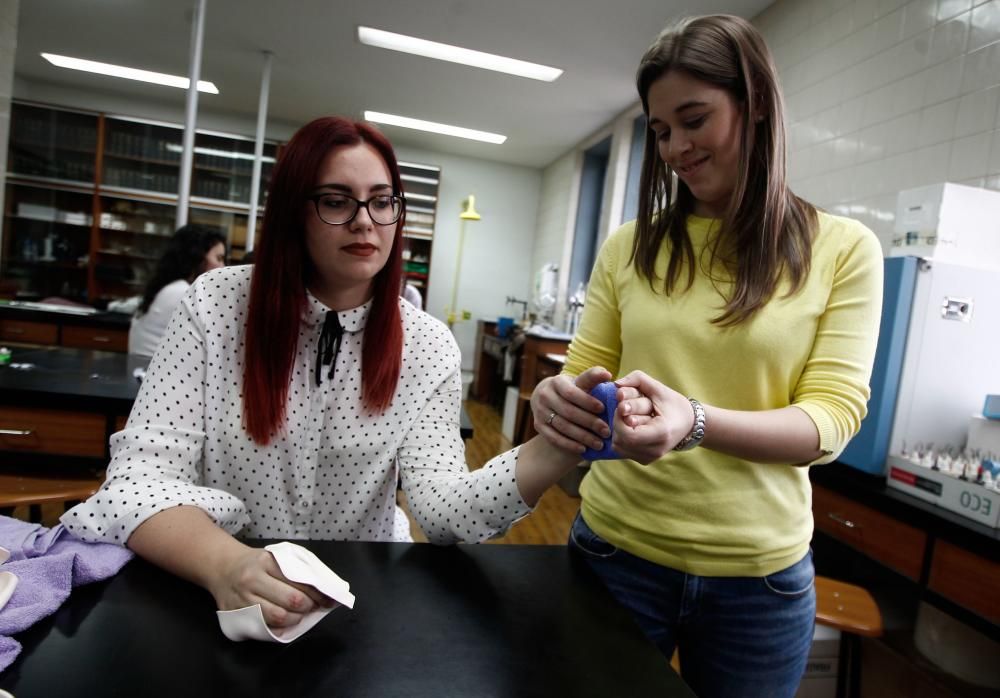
[4,102,443,303]
[929,541,1000,625]
[0,318,59,344]
[813,484,927,581]
[61,325,128,351]
[0,406,105,458]
[2,102,280,302]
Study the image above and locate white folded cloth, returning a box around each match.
[0,546,17,614]
[216,542,355,643]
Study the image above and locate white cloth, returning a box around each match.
[64,265,530,545]
[127,279,189,357]
[0,546,16,614]
[216,542,355,643]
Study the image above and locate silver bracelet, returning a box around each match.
[673,398,706,451]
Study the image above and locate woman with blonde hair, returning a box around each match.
[531,15,883,697]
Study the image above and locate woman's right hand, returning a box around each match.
[530,366,614,454]
[206,544,334,628]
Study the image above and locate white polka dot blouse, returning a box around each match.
[63,265,530,545]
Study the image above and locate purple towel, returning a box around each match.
[0,515,133,672]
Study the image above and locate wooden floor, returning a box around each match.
[400,398,582,545]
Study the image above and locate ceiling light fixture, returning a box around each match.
[41,53,219,94]
[357,27,562,82]
[364,111,506,145]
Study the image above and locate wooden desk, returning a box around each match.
[1,541,694,697]
[513,332,572,445]
[0,346,147,463]
[0,302,130,352]
[472,319,510,404]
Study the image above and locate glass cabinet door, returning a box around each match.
[188,207,260,263]
[1,183,92,301]
[94,195,176,301]
[191,132,277,205]
[8,103,97,184]
[102,117,182,195]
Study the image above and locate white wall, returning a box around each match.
[527,106,642,327]
[0,0,19,229]
[755,0,1000,250]
[530,150,580,327]
[395,144,542,370]
[534,0,1000,282]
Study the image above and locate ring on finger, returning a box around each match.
[546,411,557,426]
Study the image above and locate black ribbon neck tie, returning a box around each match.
[315,310,344,387]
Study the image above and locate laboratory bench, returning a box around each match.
[810,462,1000,695]
[0,301,130,352]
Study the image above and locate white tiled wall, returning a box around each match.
[755,0,1000,250]
[0,0,20,228]
[531,150,580,326]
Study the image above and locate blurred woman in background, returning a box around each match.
[127,224,226,356]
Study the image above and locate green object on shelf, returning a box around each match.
[0,347,11,365]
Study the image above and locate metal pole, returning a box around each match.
[246,51,273,253]
[177,0,207,227]
[447,218,468,328]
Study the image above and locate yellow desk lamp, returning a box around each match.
[446,195,481,328]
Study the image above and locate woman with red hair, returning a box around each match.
[64,116,608,630]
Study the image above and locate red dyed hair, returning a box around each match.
[242,117,405,444]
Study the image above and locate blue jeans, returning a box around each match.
[569,512,815,698]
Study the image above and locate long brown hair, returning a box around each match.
[632,14,817,325]
[242,117,405,444]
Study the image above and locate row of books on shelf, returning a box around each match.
[10,154,94,182]
[12,120,98,151]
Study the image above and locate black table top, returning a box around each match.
[0,302,131,330]
[0,346,475,438]
[0,541,691,697]
[0,345,147,413]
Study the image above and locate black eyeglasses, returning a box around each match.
[307,193,404,226]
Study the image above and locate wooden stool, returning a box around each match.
[0,472,103,523]
[668,576,882,697]
[815,575,883,698]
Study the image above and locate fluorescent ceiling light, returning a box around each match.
[365,111,506,145]
[41,53,219,94]
[166,143,275,163]
[400,173,439,185]
[357,26,562,82]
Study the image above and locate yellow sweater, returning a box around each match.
[566,212,883,576]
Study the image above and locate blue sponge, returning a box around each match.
[582,381,620,461]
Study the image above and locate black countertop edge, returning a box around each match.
[4,388,134,414]
[0,305,131,329]
[812,465,1000,556]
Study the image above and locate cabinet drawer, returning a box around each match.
[0,406,106,458]
[813,485,927,581]
[929,541,1000,625]
[61,325,128,352]
[0,319,58,345]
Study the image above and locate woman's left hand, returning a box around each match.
[612,370,698,464]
